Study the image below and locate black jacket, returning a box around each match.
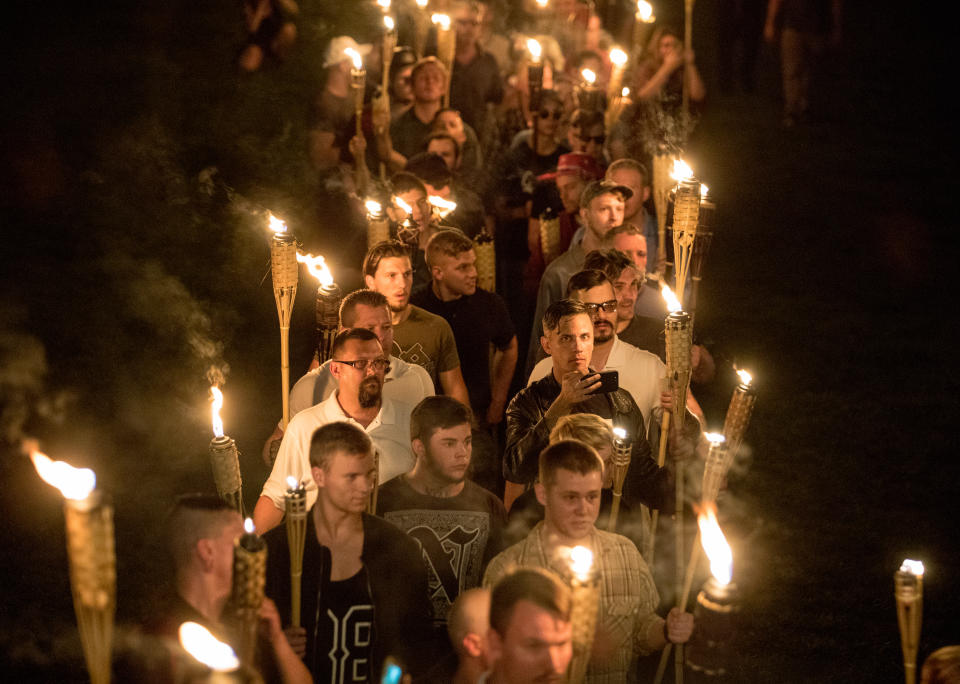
[503,372,673,511]
[264,511,432,678]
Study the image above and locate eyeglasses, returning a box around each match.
[579,134,606,145]
[334,358,391,373]
[582,300,618,314]
[539,109,563,120]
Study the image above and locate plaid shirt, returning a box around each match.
[483,523,662,684]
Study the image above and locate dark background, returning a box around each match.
[1,0,956,681]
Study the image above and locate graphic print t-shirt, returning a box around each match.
[313,566,374,684]
[392,305,461,388]
[376,477,507,625]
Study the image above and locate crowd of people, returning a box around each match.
[142,1,855,683]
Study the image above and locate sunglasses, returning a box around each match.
[583,300,618,314]
[539,109,563,120]
[579,134,606,144]
[334,358,391,373]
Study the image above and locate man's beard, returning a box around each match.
[594,323,614,344]
[358,377,383,408]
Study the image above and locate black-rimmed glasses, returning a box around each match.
[333,358,391,373]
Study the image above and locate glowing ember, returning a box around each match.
[179,622,240,672]
[30,451,96,501]
[660,283,682,313]
[704,432,726,445]
[581,68,597,85]
[570,545,594,582]
[344,47,363,70]
[210,386,224,438]
[244,517,255,535]
[671,158,695,181]
[428,194,457,217]
[431,13,451,30]
[286,476,299,490]
[900,559,925,576]
[636,0,654,22]
[698,503,733,585]
[268,213,287,234]
[365,199,383,216]
[609,47,628,67]
[384,15,395,30]
[622,87,630,97]
[393,195,413,215]
[612,427,627,440]
[527,38,542,62]
[736,369,753,386]
[296,252,334,287]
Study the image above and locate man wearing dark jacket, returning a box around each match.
[502,299,671,514]
[264,422,432,680]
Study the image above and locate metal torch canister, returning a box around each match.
[315,283,343,365]
[664,310,692,431]
[233,529,267,666]
[209,435,244,516]
[685,576,739,680]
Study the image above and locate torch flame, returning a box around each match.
[268,213,287,234]
[296,252,334,287]
[609,47,628,67]
[416,0,428,8]
[900,559,925,576]
[287,476,299,490]
[698,503,733,586]
[179,622,240,672]
[527,38,542,62]
[244,517,255,535]
[705,432,726,446]
[671,158,695,181]
[393,195,413,215]
[612,427,627,440]
[701,184,709,198]
[344,47,363,70]
[736,369,753,386]
[660,283,682,313]
[428,194,457,218]
[569,545,594,582]
[431,13,451,30]
[384,15,395,30]
[622,87,630,97]
[30,450,96,501]
[636,0,654,22]
[536,0,549,8]
[210,386,224,439]
[581,68,597,85]
[376,0,391,9]
[365,199,383,217]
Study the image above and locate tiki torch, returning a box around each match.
[606,47,628,102]
[566,546,599,684]
[366,199,392,250]
[345,47,366,139]
[605,86,631,133]
[684,504,738,680]
[651,154,675,275]
[179,621,242,682]
[366,449,381,515]
[527,38,544,153]
[540,210,562,265]
[268,213,298,430]
[284,477,307,629]
[895,559,924,684]
[209,386,244,516]
[433,13,454,105]
[670,159,703,304]
[233,518,267,667]
[606,427,632,532]
[413,0,430,58]
[633,1,656,57]
[381,13,397,99]
[723,369,756,463]
[296,251,340,366]
[473,229,496,292]
[688,193,714,321]
[576,68,604,113]
[31,450,115,684]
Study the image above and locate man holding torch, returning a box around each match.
[485,441,694,683]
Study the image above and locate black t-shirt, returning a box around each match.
[376,476,507,625]
[314,566,374,683]
[618,315,666,361]
[450,48,504,134]
[391,107,435,160]
[410,285,516,413]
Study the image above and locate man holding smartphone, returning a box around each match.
[502,299,671,513]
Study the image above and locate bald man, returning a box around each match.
[449,588,492,684]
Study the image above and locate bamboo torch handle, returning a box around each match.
[607,492,622,532]
[674,457,685,684]
[646,410,672,562]
[291,570,302,627]
[280,325,291,429]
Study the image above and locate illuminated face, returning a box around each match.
[535,102,563,137]
[209,515,244,592]
[542,313,593,375]
[331,338,388,408]
[611,264,641,323]
[417,422,473,485]
[365,255,413,312]
[345,303,394,354]
[569,283,617,345]
[313,450,376,514]
[489,600,573,684]
[427,137,459,170]
[392,65,414,103]
[555,174,587,213]
[454,7,481,45]
[581,192,624,241]
[413,63,446,103]
[610,233,648,274]
[434,248,478,296]
[607,167,649,220]
[536,467,602,541]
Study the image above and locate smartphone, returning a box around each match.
[381,658,403,684]
[588,370,619,394]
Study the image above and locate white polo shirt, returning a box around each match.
[288,355,434,418]
[527,336,665,425]
[261,393,415,511]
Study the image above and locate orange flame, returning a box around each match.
[296,252,334,287]
[660,283,682,313]
[365,199,383,217]
[636,0,654,21]
[393,195,413,215]
[244,517,255,534]
[179,622,240,672]
[344,47,363,70]
[736,369,753,386]
[416,0,428,8]
[527,38,542,62]
[581,68,597,84]
[622,86,630,97]
[383,15,395,30]
[30,450,96,501]
[431,13,451,30]
[569,545,594,582]
[376,0,391,9]
[609,47,628,67]
[268,213,287,234]
[900,559,925,576]
[535,0,549,8]
[671,158,694,181]
[698,503,733,585]
[428,194,457,218]
[210,386,224,438]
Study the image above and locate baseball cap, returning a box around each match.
[579,179,633,208]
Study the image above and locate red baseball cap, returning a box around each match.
[537,153,605,182]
